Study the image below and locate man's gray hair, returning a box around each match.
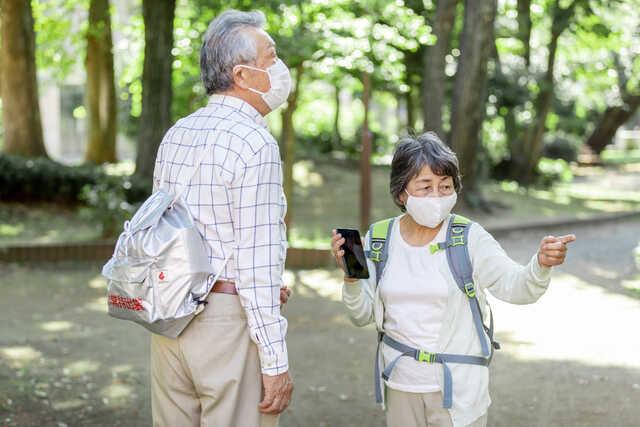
[200,10,266,95]
[389,131,463,212]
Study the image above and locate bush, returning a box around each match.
[536,157,573,188]
[0,153,150,204]
[542,137,579,163]
[79,179,138,238]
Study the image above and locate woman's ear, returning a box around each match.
[398,189,407,206]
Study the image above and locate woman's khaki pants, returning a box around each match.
[386,388,487,427]
[150,293,279,427]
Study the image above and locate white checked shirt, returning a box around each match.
[152,94,288,375]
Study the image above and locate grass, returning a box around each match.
[2,159,640,248]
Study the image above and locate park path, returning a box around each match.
[1,217,639,426]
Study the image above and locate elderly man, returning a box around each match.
[150,10,293,427]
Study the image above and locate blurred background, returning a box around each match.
[1,0,639,426]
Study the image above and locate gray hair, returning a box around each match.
[389,131,462,212]
[200,10,266,95]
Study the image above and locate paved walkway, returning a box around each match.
[1,216,639,426]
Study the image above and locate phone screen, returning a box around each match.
[336,228,370,279]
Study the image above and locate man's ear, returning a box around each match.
[232,66,249,90]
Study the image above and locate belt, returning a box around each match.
[211,280,237,295]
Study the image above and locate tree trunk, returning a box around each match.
[422,0,458,138]
[85,0,117,164]
[0,0,47,157]
[517,0,532,67]
[281,64,304,233]
[450,0,497,203]
[135,0,175,179]
[513,0,576,184]
[587,96,640,154]
[360,71,372,232]
[332,83,342,148]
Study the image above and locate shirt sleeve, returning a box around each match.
[230,141,289,375]
[469,223,552,304]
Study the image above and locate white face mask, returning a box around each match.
[404,190,458,228]
[236,58,292,111]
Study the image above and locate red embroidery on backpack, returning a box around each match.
[109,295,144,311]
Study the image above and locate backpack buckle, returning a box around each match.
[417,350,436,363]
[451,234,465,246]
[464,282,476,298]
[370,240,384,262]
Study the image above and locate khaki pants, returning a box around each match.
[151,293,279,427]
[386,388,487,427]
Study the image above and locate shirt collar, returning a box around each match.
[207,94,268,128]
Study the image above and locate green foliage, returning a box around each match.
[79,180,137,238]
[0,153,149,204]
[536,157,573,188]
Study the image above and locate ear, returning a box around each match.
[398,190,407,206]
[232,65,250,90]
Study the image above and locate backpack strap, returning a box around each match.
[365,217,395,288]
[441,214,498,358]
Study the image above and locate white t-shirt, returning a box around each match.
[379,215,450,393]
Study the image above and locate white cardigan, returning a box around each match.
[342,216,552,427]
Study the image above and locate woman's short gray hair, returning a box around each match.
[390,131,462,212]
[200,10,266,95]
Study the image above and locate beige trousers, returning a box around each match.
[386,388,487,427]
[151,293,279,427]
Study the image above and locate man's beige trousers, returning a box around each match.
[151,293,279,427]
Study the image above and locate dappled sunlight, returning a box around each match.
[111,364,134,375]
[64,359,101,377]
[0,223,23,238]
[88,275,107,290]
[293,160,324,189]
[51,399,86,411]
[292,269,344,302]
[40,320,74,332]
[0,346,42,368]
[589,265,619,280]
[84,296,108,313]
[100,383,136,407]
[489,272,640,369]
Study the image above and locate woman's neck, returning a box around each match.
[399,214,444,247]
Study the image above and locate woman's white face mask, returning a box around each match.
[404,190,458,228]
[235,58,292,112]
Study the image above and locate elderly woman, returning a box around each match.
[331,132,575,427]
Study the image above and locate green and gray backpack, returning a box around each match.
[365,214,500,408]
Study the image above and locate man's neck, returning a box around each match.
[219,89,270,116]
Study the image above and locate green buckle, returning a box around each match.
[429,243,442,254]
[417,350,436,363]
[464,282,476,298]
[451,235,465,246]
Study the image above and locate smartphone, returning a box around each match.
[336,228,370,279]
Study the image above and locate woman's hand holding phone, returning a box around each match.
[331,229,361,284]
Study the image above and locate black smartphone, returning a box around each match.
[336,228,370,279]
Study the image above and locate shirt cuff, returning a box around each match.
[342,280,364,301]
[530,253,552,283]
[258,340,289,376]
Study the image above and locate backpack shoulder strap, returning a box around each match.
[365,217,395,287]
[444,213,498,357]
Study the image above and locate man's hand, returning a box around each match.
[280,286,292,306]
[259,371,293,415]
[538,234,576,267]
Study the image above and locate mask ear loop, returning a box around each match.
[233,64,272,96]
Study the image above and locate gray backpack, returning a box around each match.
[102,142,229,338]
